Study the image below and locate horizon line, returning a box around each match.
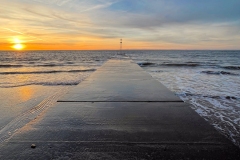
[1,49,240,51]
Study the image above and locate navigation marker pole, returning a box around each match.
[120,39,122,54]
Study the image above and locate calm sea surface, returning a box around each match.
[0,50,239,146]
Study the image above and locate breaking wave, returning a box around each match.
[177,93,238,100]
[0,69,96,75]
[137,62,200,67]
[161,63,200,67]
[150,70,164,73]
[1,81,84,88]
[0,75,91,88]
[137,62,156,67]
[35,64,65,67]
[201,71,239,76]
[0,64,23,68]
[222,66,240,70]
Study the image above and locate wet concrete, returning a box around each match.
[0,59,239,159]
[58,60,182,102]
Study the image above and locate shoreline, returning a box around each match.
[0,85,71,141]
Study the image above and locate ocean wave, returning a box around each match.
[0,69,96,75]
[178,93,238,100]
[0,64,23,68]
[0,74,91,88]
[222,66,240,70]
[67,69,96,72]
[0,81,81,88]
[66,62,74,64]
[161,63,200,67]
[36,64,64,67]
[201,70,239,76]
[137,62,200,67]
[185,61,201,64]
[150,70,163,73]
[137,62,156,67]
[38,81,81,86]
[0,63,79,68]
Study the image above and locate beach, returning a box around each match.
[0,50,239,147]
[1,59,239,159]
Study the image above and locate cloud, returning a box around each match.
[1,0,240,49]
[111,0,240,22]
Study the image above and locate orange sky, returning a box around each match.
[1,0,240,50]
[1,30,235,51]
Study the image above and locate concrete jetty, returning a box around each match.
[0,59,239,159]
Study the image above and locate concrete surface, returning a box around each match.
[0,59,239,159]
[58,60,182,102]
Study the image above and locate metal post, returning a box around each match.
[120,39,122,54]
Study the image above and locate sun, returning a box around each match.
[13,43,24,50]
[10,38,25,50]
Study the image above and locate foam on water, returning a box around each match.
[0,72,91,88]
[128,50,240,147]
[140,65,240,147]
[0,69,96,75]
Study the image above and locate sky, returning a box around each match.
[1,0,240,50]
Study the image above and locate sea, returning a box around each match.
[0,50,239,147]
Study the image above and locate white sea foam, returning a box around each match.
[130,50,240,147]
[144,66,240,147]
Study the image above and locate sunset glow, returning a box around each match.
[12,43,24,50]
[1,0,240,50]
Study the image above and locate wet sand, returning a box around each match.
[0,85,70,142]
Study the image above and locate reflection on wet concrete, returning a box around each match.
[0,60,239,159]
